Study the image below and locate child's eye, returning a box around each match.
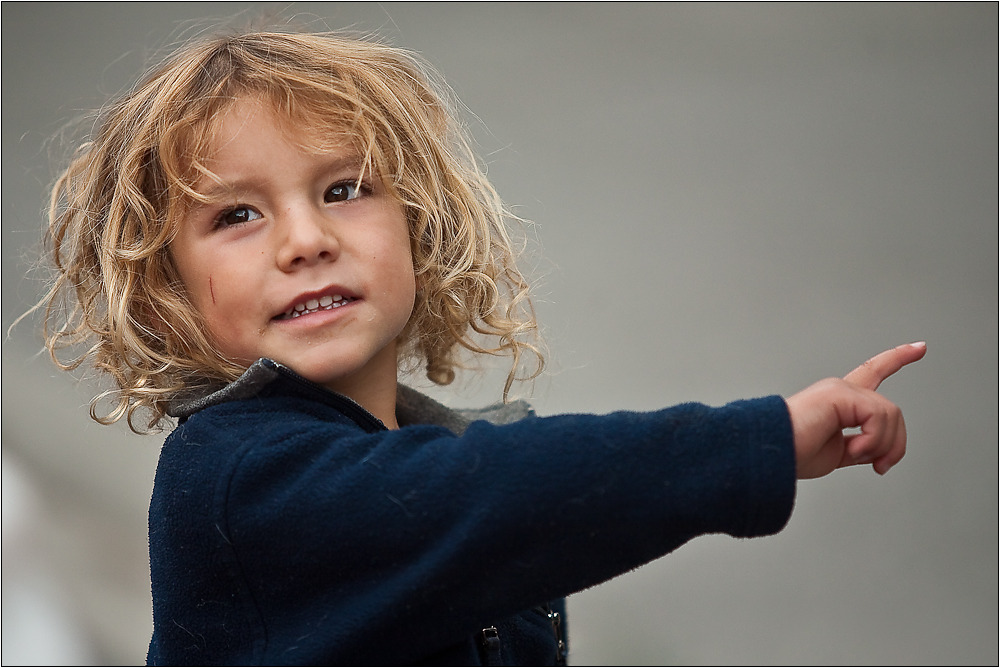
[215,206,262,228]
[324,181,365,203]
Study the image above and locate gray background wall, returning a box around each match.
[2,3,996,665]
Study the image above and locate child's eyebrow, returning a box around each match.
[195,178,267,203]
[194,154,370,202]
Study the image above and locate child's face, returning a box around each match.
[170,101,416,396]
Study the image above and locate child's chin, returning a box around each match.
[281,358,359,388]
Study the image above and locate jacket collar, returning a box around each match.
[167,358,533,435]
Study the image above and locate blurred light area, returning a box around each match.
[3,454,96,664]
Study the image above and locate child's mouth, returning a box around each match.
[276,294,356,320]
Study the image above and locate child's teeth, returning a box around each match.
[282,294,353,319]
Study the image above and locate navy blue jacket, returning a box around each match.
[147,359,795,665]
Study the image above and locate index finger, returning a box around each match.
[844,342,927,391]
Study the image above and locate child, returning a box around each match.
[39,31,925,665]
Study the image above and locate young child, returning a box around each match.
[39,31,925,665]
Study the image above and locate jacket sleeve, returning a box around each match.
[187,394,795,663]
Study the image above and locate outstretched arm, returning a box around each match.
[785,342,927,479]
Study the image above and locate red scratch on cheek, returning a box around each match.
[209,276,216,305]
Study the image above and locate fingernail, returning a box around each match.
[908,341,926,349]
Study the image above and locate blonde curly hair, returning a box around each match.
[39,30,544,432]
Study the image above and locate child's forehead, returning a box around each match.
[170,98,375,210]
[177,99,370,198]
[202,97,362,157]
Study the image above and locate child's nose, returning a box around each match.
[275,207,340,270]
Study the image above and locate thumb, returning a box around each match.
[844,342,927,391]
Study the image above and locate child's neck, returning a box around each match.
[324,360,400,430]
[357,382,400,430]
